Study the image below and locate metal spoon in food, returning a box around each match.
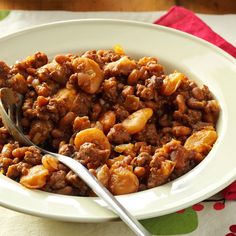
[0,87,151,236]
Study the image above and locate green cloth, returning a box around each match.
[141,208,198,235]
[0,10,10,20]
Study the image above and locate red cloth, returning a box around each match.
[222,182,236,200]
[154,6,236,200]
[154,6,236,58]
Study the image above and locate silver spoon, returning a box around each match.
[0,87,151,236]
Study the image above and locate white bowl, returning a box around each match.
[0,19,236,222]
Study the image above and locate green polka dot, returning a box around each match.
[140,208,198,235]
[0,10,10,21]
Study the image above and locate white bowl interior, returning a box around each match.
[0,20,236,222]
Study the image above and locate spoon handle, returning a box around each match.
[50,152,151,236]
[0,87,151,236]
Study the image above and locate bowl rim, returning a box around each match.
[1,18,235,64]
[0,18,236,222]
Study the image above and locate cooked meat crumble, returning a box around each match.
[0,47,219,196]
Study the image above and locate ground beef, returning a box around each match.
[0,61,10,87]
[102,77,119,102]
[123,95,140,111]
[74,142,110,169]
[58,144,75,157]
[134,124,159,145]
[147,168,167,188]
[73,116,91,132]
[107,124,131,144]
[131,152,152,167]
[121,85,134,97]
[113,104,130,122]
[46,170,67,190]
[28,120,53,145]
[147,139,197,188]
[46,98,68,121]
[133,142,153,155]
[136,84,154,100]
[135,75,161,100]
[23,146,42,165]
[44,61,73,85]
[7,73,28,94]
[173,109,202,126]
[22,97,36,118]
[65,170,89,196]
[0,127,10,145]
[82,50,121,67]
[0,49,219,196]
[71,92,92,116]
[90,103,102,121]
[6,162,31,179]
[170,145,196,177]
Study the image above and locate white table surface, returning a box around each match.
[0,11,235,236]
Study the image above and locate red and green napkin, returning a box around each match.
[154,6,236,57]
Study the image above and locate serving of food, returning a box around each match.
[0,20,235,221]
[0,46,219,196]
